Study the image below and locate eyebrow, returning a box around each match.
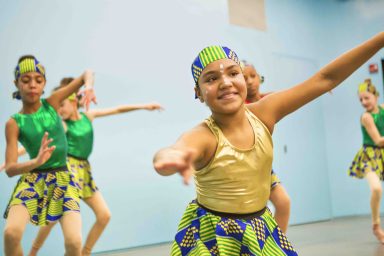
[201,65,239,78]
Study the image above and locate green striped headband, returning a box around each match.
[191,46,241,85]
[14,57,46,80]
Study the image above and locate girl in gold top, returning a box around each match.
[154,32,384,255]
[349,79,384,243]
[243,62,291,233]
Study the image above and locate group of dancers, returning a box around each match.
[2,32,384,255]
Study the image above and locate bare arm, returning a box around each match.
[361,113,384,147]
[86,103,163,121]
[47,70,96,111]
[4,120,55,177]
[0,146,27,172]
[153,124,215,185]
[251,32,384,131]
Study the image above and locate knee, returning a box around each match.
[371,186,382,198]
[4,225,23,245]
[65,235,82,252]
[96,209,111,226]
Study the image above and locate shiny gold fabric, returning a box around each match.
[195,107,273,214]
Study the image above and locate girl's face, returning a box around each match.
[15,72,45,104]
[196,59,246,115]
[359,91,378,112]
[59,99,75,120]
[243,65,261,98]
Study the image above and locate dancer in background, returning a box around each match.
[243,62,291,233]
[349,78,384,243]
[154,32,384,255]
[3,55,96,256]
[28,77,163,256]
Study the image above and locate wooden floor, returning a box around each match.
[95,215,384,256]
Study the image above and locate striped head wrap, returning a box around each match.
[191,46,241,98]
[14,57,46,80]
[358,80,379,96]
[191,46,241,85]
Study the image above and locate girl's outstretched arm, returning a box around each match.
[251,32,384,132]
[47,70,96,111]
[85,103,163,121]
[361,113,384,147]
[153,124,215,185]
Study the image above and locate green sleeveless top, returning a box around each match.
[65,112,93,159]
[362,106,384,146]
[12,99,67,170]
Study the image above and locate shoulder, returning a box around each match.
[361,112,374,125]
[180,122,215,143]
[82,111,94,122]
[5,118,19,137]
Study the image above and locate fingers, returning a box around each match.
[41,132,48,145]
[181,168,193,185]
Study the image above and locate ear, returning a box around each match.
[194,86,204,103]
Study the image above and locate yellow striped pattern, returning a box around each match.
[4,169,80,226]
[67,156,98,199]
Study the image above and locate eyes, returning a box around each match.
[20,75,44,84]
[204,71,240,83]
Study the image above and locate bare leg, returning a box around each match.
[82,192,111,255]
[269,184,291,233]
[28,222,56,256]
[4,205,30,256]
[59,212,82,256]
[366,171,384,243]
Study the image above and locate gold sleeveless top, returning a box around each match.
[195,108,273,214]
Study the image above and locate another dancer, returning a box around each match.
[29,77,163,256]
[3,55,95,256]
[349,79,384,243]
[243,62,291,233]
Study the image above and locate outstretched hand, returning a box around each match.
[78,86,97,111]
[144,103,164,111]
[36,132,56,166]
[154,149,195,185]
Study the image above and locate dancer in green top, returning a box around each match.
[28,77,163,256]
[3,55,96,256]
[349,79,384,243]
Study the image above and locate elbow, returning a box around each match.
[5,169,14,178]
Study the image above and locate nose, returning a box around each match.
[220,74,232,89]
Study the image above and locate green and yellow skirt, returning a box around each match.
[3,166,80,226]
[271,169,281,189]
[67,155,98,199]
[172,200,298,256]
[349,145,384,180]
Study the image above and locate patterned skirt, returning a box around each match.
[172,200,298,256]
[349,145,384,180]
[3,167,80,226]
[271,169,281,189]
[67,156,98,199]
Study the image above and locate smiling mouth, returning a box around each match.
[218,92,238,100]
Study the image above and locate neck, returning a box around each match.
[371,105,380,114]
[69,110,81,121]
[211,105,248,130]
[21,100,41,114]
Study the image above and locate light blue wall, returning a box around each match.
[0,0,383,254]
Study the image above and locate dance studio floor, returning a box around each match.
[96,215,384,256]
